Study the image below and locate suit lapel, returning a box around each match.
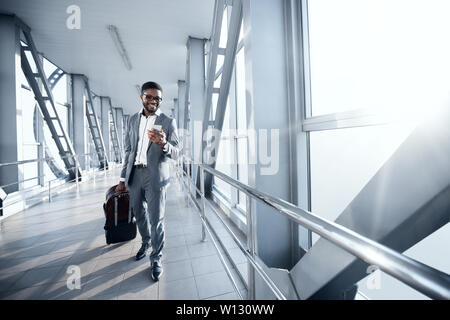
[133,112,141,150]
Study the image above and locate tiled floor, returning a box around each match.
[0,167,248,300]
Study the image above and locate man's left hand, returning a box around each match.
[148,129,167,149]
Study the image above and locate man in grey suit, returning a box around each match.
[116,81,179,281]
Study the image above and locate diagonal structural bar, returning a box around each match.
[202,0,243,193]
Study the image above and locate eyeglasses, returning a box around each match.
[143,94,162,103]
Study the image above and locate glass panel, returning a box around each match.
[216,55,224,74]
[43,122,68,176]
[43,161,57,184]
[43,58,57,79]
[53,74,69,133]
[214,73,222,89]
[235,48,246,131]
[214,98,233,200]
[235,46,248,209]
[237,137,248,208]
[22,155,38,189]
[309,122,416,245]
[307,0,450,118]
[23,50,38,74]
[18,69,39,189]
[211,93,219,120]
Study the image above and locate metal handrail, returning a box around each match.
[0,157,54,167]
[0,164,110,212]
[178,157,287,300]
[181,168,287,300]
[0,152,99,189]
[0,152,96,167]
[0,152,112,213]
[180,156,450,300]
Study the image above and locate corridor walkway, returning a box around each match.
[0,167,247,300]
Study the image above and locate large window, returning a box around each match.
[307,0,450,119]
[16,50,71,190]
[306,0,450,242]
[303,0,450,298]
[17,69,39,189]
[215,98,233,200]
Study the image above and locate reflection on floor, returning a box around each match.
[0,167,247,300]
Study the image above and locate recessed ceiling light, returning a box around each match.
[107,25,132,70]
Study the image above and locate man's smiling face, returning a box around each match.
[141,88,162,115]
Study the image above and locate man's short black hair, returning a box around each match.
[141,81,163,94]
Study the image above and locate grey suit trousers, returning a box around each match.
[128,166,166,264]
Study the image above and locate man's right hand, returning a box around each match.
[116,181,127,194]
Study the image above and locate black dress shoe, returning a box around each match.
[136,243,149,261]
[151,261,163,282]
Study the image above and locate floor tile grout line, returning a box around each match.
[190,258,201,300]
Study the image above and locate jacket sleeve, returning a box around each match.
[163,118,180,160]
[120,116,132,180]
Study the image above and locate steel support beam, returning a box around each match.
[177,80,186,144]
[35,53,45,186]
[185,37,206,187]
[284,0,312,260]
[71,74,87,169]
[115,107,124,157]
[0,15,21,194]
[241,0,295,299]
[100,96,111,161]
[172,98,177,120]
[123,114,130,138]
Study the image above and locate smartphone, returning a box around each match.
[147,124,163,140]
[152,125,162,131]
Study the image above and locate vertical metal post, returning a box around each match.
[246,195,256,299]
[84,153,88,175]
[0,15,20,194]
[72,74,87,170]
[48,180,52,202]
[183,159,189,205]
[200,166,206,242]
[186,159,191,207]
[92,155,96,184]
[179,159,182,191]
[75,164,79,189]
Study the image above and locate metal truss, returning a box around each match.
[200,0,243,193]
[83,78,109,169]
[33,67,68,180]
[18,20,81,181]
[107,97,122,162]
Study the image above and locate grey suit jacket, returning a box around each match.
[120,111,180,190]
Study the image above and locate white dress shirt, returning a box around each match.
[119,109,168,183]
[134,110,157,166]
